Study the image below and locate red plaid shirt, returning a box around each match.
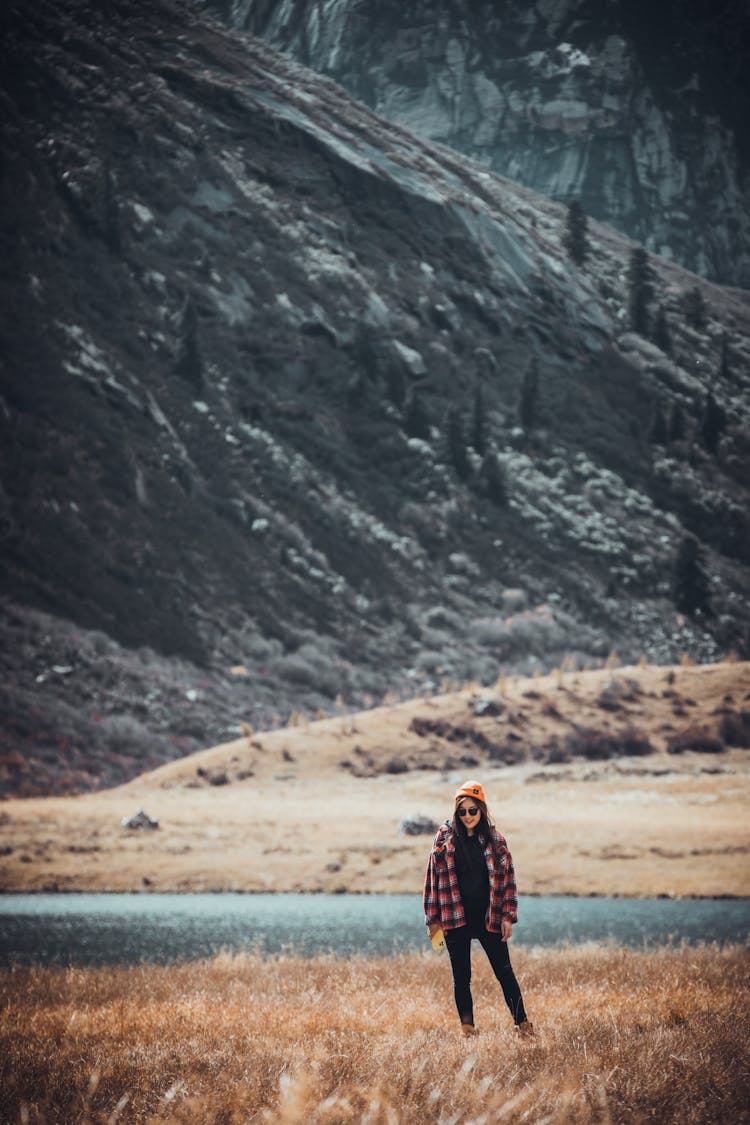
[423,821,518,933]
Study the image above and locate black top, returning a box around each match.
[455,833,490,909]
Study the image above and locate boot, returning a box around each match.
[461,1023,477,1038]
[517,1019,534,1038]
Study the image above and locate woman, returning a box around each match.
[424,779,533,1037]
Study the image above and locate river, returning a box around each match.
[0,894,748,966]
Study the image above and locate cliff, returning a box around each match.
[202,0,750,288]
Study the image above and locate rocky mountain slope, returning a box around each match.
[202,0,750,288]
[1,0,749,796]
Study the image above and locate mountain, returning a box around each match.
[1,0,749,797]
[199,0,750,288]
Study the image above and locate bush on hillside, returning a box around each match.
[667,724,724,754]
[565,726,653,760]
[717,709,750,748]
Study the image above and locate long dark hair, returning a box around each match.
[451,798,492,846]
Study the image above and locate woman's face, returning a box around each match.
[457,799,481,833]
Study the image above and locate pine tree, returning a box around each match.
[649,402,668,445]
[175,297,203,392]
[479,451,508,506]
[346,370,368,410]
[383,362,406,408]
[403,392,431,440]
[102,162,121,255]
[700,391,727,454]
[447,409,471,480]
[519,358,539,433]
[717,334,731,382]
[654,305,672,354]
[672,535,711,615]
[627,247,655,337]
[668,401,686,444]
[683,286,708,332]
[471,383,486,455]
[563,199,589,266]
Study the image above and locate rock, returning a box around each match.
[121,808,159,830]
[472,696,505,717]
[398,814,438,836]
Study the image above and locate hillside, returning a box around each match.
[1,661,748,897]
[1,0,749,796]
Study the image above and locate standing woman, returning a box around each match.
[424,780,533,1037]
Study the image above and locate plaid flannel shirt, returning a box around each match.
[423,821,518,933]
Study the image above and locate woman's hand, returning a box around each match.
[501,918,513,942]
[428,921,442,940]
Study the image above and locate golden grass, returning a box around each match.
[2,945,749,1123]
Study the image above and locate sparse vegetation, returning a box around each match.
[1,946,747,1124]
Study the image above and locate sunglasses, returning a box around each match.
[457,807,479,818]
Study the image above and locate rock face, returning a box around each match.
[202,0,750,287]
[1,0,749,795]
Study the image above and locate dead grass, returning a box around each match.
[2,946,749,1123]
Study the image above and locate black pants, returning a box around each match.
[444,910,527,1027]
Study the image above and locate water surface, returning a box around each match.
[0,893,747,967]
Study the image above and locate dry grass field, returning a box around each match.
[1,661,749,897]
[1,945,748,1124]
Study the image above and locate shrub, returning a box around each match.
[667,725,724,754]
[97,714,156,758]
[596,677,643,711]
[717,710,750,748]
[566,726,653,760]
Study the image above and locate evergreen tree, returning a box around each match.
[683,286,708,332]
[403,392,431,440]
[627,247,655,337]
[479,451,508,507]
[351,326,379,386]
[654,305,672,354]
[345,370,368,410]
[717,333,731,382]
[102,162,121,255]
[383,362,406,408]
[563,199,589,266]
[700,391,727,454]
[519,358,539,433]
[649,402,668,445]
[447,408,471,480]
[668,401,686,444]
[672,535,711,615]
[471,383,486,455]
[175,297,203,392]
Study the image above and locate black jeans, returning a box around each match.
[444,909,527,1027]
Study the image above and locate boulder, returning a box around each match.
[398,813,438,836]
[472,695,505,717]
[121,807,159,830]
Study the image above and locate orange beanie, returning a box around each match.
[454,779,486,806]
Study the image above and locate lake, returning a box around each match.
[0,894,747,967]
